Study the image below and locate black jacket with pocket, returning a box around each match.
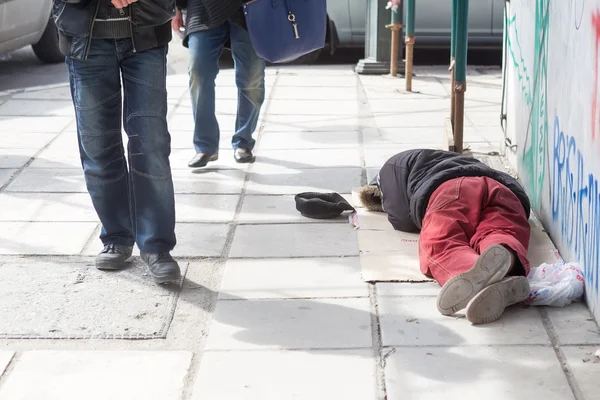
[52,0,176,60]
[375,149,531,233]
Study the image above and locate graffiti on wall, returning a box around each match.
[506,0,550,210]
[592,11,600,142]
[551,115,600,296]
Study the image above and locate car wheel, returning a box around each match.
[31,18,64,64]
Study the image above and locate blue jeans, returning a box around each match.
[66,39,176,253]
[188,20,266,154]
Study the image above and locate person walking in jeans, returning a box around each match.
[359,149,532,325]
[53,0,181,284]
[172,0,266,167]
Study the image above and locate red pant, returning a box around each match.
[419,176,531,286]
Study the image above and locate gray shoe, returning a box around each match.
[96,244,133,270]
[140,252,181,284]
[436,244,513,316]
[465,276,530,324]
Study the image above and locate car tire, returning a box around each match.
[31,19,64,64]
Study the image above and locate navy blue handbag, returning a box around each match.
[242,0,327,64]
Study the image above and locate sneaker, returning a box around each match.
[465,276,530,324]
[96,244,133,270]
[140,252,181,284]
[436,244,513,316]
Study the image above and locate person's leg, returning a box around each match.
[419,177,515,316]
[118,40,179,284]
[471,177,531,275]
[66,39,134,268]
[465,178,532,324]
[187,25,229,166]
[229,20,266,161]
[419,177,481,286]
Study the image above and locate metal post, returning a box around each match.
[405,0,416,91]
[450,0,457,123]
[387,5,403,77]
[357,0,405,75]
[453,0,469,154]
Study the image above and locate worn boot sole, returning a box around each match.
[465,276,530,324]
[95,251,133,271]
[150,270,182,285]
[436,244,513,316]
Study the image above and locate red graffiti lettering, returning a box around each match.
[592,11,600,141]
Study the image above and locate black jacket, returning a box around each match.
[52,0,176,60]
[375,149,531,233]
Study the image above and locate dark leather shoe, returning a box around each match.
[234,148,255,163]
[188,153,218,168]
[96,244,133,270]
[140,252,181,284]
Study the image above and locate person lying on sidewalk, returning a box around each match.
[359,149,532,325]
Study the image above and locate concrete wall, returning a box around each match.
[504,0,600,320]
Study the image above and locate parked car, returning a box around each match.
[329,0,504,49]
[0,1,63,63]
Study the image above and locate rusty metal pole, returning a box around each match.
[386,3,403,77]
[453,0,469,154]
[450,0,457,123]
[405,0,415,91]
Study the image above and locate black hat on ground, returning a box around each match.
[295,192,356,219]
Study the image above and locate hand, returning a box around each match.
[172,9,184,32]
[111,0,137,9]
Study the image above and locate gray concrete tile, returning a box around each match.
[379,296,549,346]
[175,194,239,223]
[168,130,234,150]
[276,75,358,87]
[0,170,16,188]
[12,86,72,100]
[0,351,192,400]
[270,85,360,100]
[0,193,96,222]
[546,303,600,345]
[0,259,185,337]
[0,352,14,377]
[28,131,79,169]
[364,128,446,147]
[245,166,362,195]
[256,149,361,169]
[0,132,58,150]
[4,169,86,192]
[373,113,449,129]
[0,99,74,117]
[205,298,372,350]
[262,114,374,133]
[219,257,367,299]
[268,100,363,116]
[385,346,574,400]
[0,116,72,133]
[258,131,360,149]
[376,282,441,297]
[0,149,37,168]
[171,223,229,258]
[238,195,349,224]
[172,169,246,194]
[0,222,96,255]
[562,346,600,400]
[229,224,358,258]
[191,350,376,400]
[168,113,236,133]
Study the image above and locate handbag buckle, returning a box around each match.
[288,13,300,39]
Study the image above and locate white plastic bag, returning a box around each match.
[525,262,585,307]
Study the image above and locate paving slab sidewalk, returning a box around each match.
[0,62,598,400]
